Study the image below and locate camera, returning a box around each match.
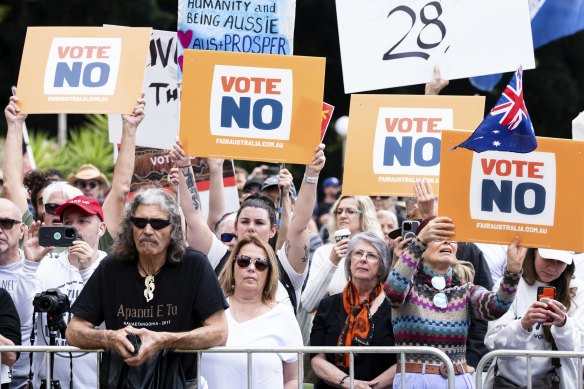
[33,289,70,314]
[401,220,420,240]
[38,226,78,247]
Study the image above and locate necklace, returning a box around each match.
[138,262,162,303]
[230,298,264,323]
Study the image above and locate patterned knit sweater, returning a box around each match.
[385,238,521,365]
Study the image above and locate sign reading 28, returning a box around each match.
[382,1,448,61]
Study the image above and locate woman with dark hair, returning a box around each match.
[483,248,584,389]
[385,217,524,389]
[310,232,397,389]
[202,235,303,389]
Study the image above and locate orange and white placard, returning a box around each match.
[180,49,326,164]
[16,27,151,114]
[342,94,484,196]
[439,129,584,252]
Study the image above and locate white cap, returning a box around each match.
[538,249,574,265]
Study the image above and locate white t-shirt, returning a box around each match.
[21,250,107,389]
[474,243,508,284]
[207,235,306,308]
[201,300,303,389]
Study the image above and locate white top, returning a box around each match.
[201,300,303,389]
[474,243,508,284]
[301,243,347,312]
[207,235,306,308]
[483,277,584,389]
[20,250,107,389]
[573,253,584,281]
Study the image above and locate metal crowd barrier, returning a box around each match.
[0,345,455,389]
[475,349,584,389]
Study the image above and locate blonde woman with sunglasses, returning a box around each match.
[202,235,303,389]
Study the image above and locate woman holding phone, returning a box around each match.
[483,249,584,389]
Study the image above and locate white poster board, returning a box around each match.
[108,29,179,150]
[336,0,535,93]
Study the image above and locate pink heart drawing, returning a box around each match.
[178,55,184,71]
[178,30,193,49]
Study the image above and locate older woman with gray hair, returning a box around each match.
[310,232,397,389]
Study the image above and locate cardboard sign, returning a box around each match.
[177,0,296,79]
[180,50,325,164]
[17,27,151,114]
[342,95,484,196]
[108,29,179,150]
[321,102,335,142]
[439,130,584,252]
[336,0,535,93]
[131,147,239,220]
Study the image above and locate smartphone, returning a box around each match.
[388,228,402,240]
[537,286,556,309]
[401,220,420,240]
[38,226,79,247]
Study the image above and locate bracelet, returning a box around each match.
[178,164,192,168]
[304,174,319,184]
[339,375,349,388]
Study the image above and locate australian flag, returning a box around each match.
[455,68,537,153]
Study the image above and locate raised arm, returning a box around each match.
[283,144,326,274]
[425,66,449,96]
[169,139,215,253]
[3,95,29,213]
[102,96,145,239]
[275,168,293,251]
[206,158,226,231]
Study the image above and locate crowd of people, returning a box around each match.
[0,70,582,389]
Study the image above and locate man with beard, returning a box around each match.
[18,196,107,389]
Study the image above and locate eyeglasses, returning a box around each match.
[220,232,237,243]
[235,255,270,271]
[334,208,362,216]
[75,180,99,190]
[352,249,380,262]
[130,217,171,230]
[44,203,62,215]
[0,218,21,230]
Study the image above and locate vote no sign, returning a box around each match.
[439,130,584,252]
[16,27,151,114]
[180,50,325,164]
[342,94,484,197]
[336,0,535,92]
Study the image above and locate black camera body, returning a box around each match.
[33,289,70,314]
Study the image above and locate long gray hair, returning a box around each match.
[344,231,390,283]
[112,188,186,264]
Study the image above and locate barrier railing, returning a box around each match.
[475,349,584,389]
[0,345,455,389]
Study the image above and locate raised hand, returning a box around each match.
[425,66,449,95]
[416,216,455,244]
[414,179,436,219]
[506,236,527,274]
[22,222,54,262]
[121,94,146,129]
[305,143,326,178]
[4,95,27,125]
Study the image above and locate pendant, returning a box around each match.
[431,276,446,290]
[144,275,155,302]
[433,292,448,308]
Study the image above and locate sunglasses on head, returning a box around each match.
[76,180,99,190]
[235,255,270,271]
[130,217,171,230]
[44,203,62,215]
[0,218,21,230]
[220,232,237,243]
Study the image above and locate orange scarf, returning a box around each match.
[336,280,383,369]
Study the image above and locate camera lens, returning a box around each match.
[52,231,62,240]
[65,228,76,239]
[403,222,411,229]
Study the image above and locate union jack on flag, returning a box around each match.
[455,68,537,153]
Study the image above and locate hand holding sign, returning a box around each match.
[424,66,449,96]
[505,236,526,274]
[121,93,146,129]
[416,216,455,244]
[4,95,27,125]
[305,144,326,179]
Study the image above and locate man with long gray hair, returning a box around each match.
[66,188,228,388]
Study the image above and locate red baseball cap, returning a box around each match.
[55,195,104,221]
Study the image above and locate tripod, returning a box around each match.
[40,312,67,389]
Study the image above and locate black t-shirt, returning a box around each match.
[71,247,228,381]
[310,293,396,389]
[0,287,21,346]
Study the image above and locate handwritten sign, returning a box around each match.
[336,0,535,93]
[177,0,296,79]
[439,130,584,252]
[342,95,484,196]
[16,27,151,113]
[108,29,179,150]
[180,50,325,164]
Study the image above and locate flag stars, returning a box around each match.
[492,130,500,134]
[493,141,501,147]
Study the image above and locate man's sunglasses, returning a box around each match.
[220,233,237,243]
[76,180,99,190]
[0,218,21,230]
[235,255,270,271]
[44,203,62,215]
[130,217,171,230]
